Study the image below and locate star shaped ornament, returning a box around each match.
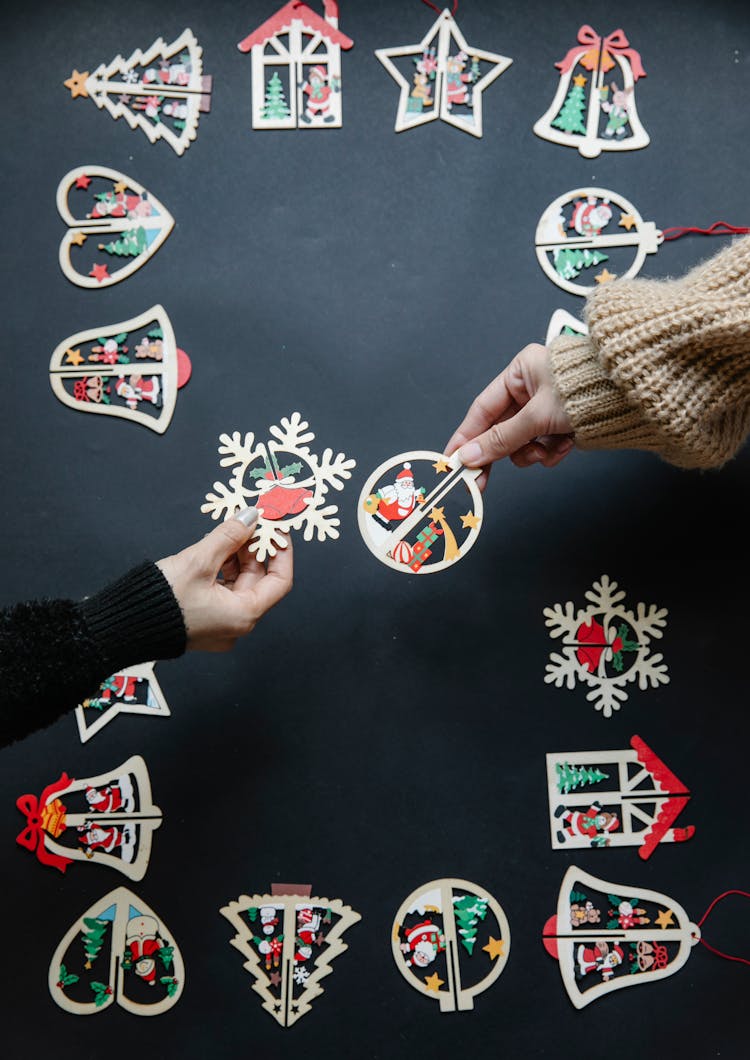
[375,9,512,137]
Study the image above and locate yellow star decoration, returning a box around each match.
[64,70,89,99]
[618,212,637,231]
[655,908,675,930]
[69,230,87,246]
[482,936,505,960]
[432,458,450,473]
[424,972,445,993]
[113,181,128,194]
[595,268,617,284]
[65,348,84,366]
[573,73,587,87]
[430,506,445,522]
[460,511,480,530]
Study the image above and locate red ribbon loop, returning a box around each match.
[16,773,74,873]
[697,890,750,967]
[555,25,646,81]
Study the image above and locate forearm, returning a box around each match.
[0,561,185,747]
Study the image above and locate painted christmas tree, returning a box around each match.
[81,917,108,968]
[554,247,608,281]
[99,228,148,258]
[552,79,587,134]
[453,894,489,955]
[262,72,290,120]
[556,762,610,795]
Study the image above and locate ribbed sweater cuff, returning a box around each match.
[81,561,186,674]
[548,334,663,452]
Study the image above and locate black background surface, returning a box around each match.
[1,1,749,1056]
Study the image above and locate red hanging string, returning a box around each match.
[693,890,750,967]
[661,221,750,242]
[421,0,458,14]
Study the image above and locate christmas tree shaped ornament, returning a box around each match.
[201,414,356,560]
[392,878,510,1012]
[49,305,192,434]
[63,28,212,155]
[220,883,361,1027]
[533,25,648,158]
[57,166,174,289]
[49,887,184,1015]
[542,870,750,1008]
[544,575,669,718]
[536,187,662,295]
[545,308,587,345]
[16,755,162,880]
[375,3,512,138]
[74,662,171,743]
[546,734,695,859]
[237,2,353,129]
[358,451,482,574]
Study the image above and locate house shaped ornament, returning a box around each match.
[533,25,648,158]
[238,2,353,128]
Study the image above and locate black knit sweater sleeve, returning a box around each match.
[0,561,186,747]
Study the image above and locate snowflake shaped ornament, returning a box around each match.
[543,575,668,717]
[201,413,356,560]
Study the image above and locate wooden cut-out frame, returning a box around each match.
[74,663,170,742]
[545,308,588,345]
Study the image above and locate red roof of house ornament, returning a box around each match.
[630,734,695,859]
[237,1,353,53]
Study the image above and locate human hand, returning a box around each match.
[156,508,293,652]
[444,343,575,490]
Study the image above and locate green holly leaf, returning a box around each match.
[279,461,302,477]
[90,982,110,1006]
[147,327,163,339]
[607,894,624,907]
[607,918,620,930]
[570,890,587,904]
[160,976,179,997]
[611,653,624,672]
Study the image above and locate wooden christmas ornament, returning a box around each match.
[50,887,184,1015]
[201,413,356,561]
[544,575,669,717]
[49,306,191,434]
[16,755,162,880]
[57,166,173,289]
[375,7,512,138]
[358,451,482,574]
[534,25,648,158]
[546,735,695,859]
[74,663,171,744]
[545,308,587,345]
[220,883,361,1027]
[392,878,510,1012]
[63,28,212,155]
[536,187,662,295]
[237,2,353,129]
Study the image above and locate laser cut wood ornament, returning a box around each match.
[74,663,171,744]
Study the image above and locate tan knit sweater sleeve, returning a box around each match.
[547,235,750,468]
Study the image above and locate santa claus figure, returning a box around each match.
[399,919,446,968]
[301,65,336,123]
[89,190,152,220]
[84,775,135,815]
[570,196,613,238]
[115,374,161,411]
[125,914,165,986]
[576,940,624,982]
[86,672,141,706]
[445,51,475,109]
[369,463,426,528]
[555,802,619,847]
[77,823,134,860]
[294,906,322,963]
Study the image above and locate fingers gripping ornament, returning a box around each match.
[533,25,648,158]
[201,414,356,560]
[392,878,510,1012]
[358,452,482,573]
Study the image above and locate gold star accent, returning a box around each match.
[482,936,505,960]
[573,73,587,87]
[424,971,444,993]
[65,348,84,366]
[618,212,637,231]
[64,70,89,99]
[113,180,127,194]
[655,908,675,930]
[432,458,450,473]
[84,960,92,970]
[460,511,480,530]
[595,268,617,284]
[430,506,445,522]
[69,230,87,246]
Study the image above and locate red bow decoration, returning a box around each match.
[555,25,646,81]
[16,773,74,873]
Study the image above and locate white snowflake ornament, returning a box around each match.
[201,413,356,560]
[543,575,669,718]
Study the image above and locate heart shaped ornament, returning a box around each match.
[49,886,184,1015]
[57,166,173,288]
[49,305,191,433]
